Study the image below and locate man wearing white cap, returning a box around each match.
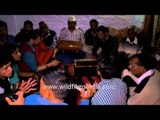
[59,16,85,43]
[57,16,86,64]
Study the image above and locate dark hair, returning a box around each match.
[98,52,128,79]
[130,53,157,70]
[24,20,33,27]
[39,21,45,26]
[34,29,42,36]
[90,19,98,25]
[42,69,71,100]
[0,20,7,29]
[2,43,18,55]
[0,52,10,68]
[40,25,48,30]
[127,27,136,34]
[97,26,109,33]
[1,43,18,64]
[39,21,48,30]
[24,29,41,42]
[141,46,156,57]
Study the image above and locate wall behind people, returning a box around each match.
[0,15,145,36]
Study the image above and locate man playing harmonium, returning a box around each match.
[56,16,86,64]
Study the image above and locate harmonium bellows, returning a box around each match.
[73,59,98,76]
[57,40,82,52]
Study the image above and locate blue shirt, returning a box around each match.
[80,99,90,105]
[25,93,90,105]
[22,43,37,72]
[9,64,20,85]
[25,94,68,105]
[23,52,38,72]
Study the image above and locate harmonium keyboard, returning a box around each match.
[73,59,98,76]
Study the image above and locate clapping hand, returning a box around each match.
[18,78,38,94]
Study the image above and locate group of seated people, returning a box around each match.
[0,16,160,105]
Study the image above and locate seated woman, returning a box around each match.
[1,43,38,93]
[34,29,58,66]
[18,29,60,74]
[0,52,37,106]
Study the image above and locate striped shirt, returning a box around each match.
[59,27,85,44]
[91,78,127,105]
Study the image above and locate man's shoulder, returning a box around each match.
[85,29,91,33]
[153,69,160,78]
[60,27,67,32]
[8,34,15,38]
[15,29,25,37]
[78,27,84,32]
[119,37,127,43]
[49,29,56,35]
[108,35,117,40]
[25,94,51,105]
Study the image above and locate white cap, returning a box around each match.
[68,16,76,22]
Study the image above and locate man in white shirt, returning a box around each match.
[118,27,143,58]
[121,54,160,105]
[59,16,85,44]
[57,16,85,64]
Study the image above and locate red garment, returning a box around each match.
[34,41,53,66]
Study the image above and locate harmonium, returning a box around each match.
[57,40,82,52]
[73,59,98,76]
